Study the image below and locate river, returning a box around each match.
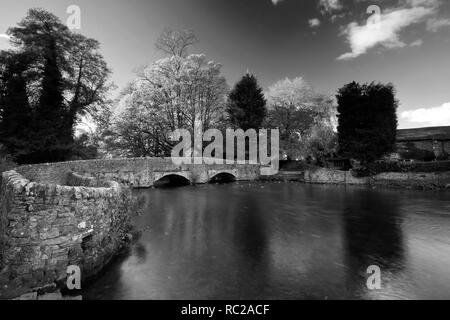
[83,182,450,300]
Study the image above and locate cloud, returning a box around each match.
[410,39,423,46]
[271,0,283,5]
[426,18,450,31]
[401,102,450,127]
[0,34,11,50]
[309,18,321,28]
[337,4,436,60]
[319,0,343,15]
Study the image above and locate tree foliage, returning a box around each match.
[303,124,337,165]
[155,28,198,58]
[0,8,112,164]
[104,29,228,157]
[226,74,267,131]
[265,77,336,160]
[0,51,34,163]
[336,81,398,163]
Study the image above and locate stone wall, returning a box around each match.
[302,168,450,189]
[0,170,133,299]
[0,157,261,298]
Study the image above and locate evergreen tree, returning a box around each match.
[336,81,398,164]
[0,52,33,163]
[29,38,69,163]
[226,74,267,130]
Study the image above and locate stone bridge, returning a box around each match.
[15,157,263,188]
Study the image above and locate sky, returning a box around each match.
[0,0,449,129]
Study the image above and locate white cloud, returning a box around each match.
[319,0,343,15]
[337,5,435,60]
[271,0,283,6]
[410,39,424,46]
[401,102,450,127]
[309,18,321,28]
[426,18,450,32]
[0,34,11,50]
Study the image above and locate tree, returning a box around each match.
[0,51,34,163]
[265,77,335,160]
[105,30,228,157]
[71,133,99,160]
[226,74,267,131]
[104,92,172,157]
[0,8,112,163]
[155,28,198,58]
[336,81,398,164]
[303,124,337,165]
[28,37,67,163]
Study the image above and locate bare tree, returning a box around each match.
[155,28,198,57]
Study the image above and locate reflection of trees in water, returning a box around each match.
[133,243,148,264]
[342,189,405,295]
[234,194,269,261]
[231,192,273,298]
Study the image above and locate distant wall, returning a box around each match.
[0,170,133,298]
[303,168,450,189]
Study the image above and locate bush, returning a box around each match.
[399,142,436,161]
[413,161,450,172]
[0,156,16,174]
[279,160,317,171]
[351,160,450,177]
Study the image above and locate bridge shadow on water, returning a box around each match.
[208,172,236,184]
[153,172,238,188]
[153,174,191,188]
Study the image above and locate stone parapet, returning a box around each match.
[0,169,133,299]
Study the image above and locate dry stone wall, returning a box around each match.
[0,157,261,298]
[0,169,134,299]
[303,168,450,189]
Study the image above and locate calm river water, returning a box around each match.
[83,182,450,300]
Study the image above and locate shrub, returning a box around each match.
[351,160,450,177]
[399,142,436,161]
[279,160,317,171]
[0,156,16,174]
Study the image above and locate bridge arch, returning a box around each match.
[153,172,191,187]
[208,171,237,183]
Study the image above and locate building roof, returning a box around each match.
[397,126,450,142]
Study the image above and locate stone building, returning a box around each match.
[397,126,450,160]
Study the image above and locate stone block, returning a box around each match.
[39,228,60,240]
[37,291,62,300]
[13,292,37,300]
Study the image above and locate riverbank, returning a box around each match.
[262,168,450,190]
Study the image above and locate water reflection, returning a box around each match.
[342,190,405,299]
[83,183,450,300]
